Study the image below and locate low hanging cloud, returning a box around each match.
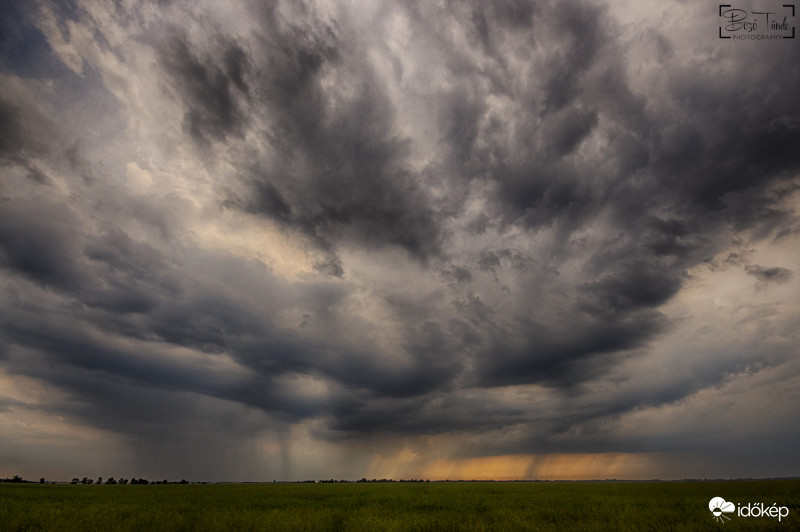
[745,264,793,284]
[0,0,798,481]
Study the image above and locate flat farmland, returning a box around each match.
[2,479,798,531]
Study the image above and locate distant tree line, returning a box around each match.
[69,477,189,485]
[2,474,191,485]
[357,478,429,483]
[1,475,33,483]
[0,475,51,484]
[5,474,436,484]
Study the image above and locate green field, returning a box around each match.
[1,479,798,531]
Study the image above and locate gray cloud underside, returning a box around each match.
[1,0,799,475]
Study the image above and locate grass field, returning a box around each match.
[1,479,798,531]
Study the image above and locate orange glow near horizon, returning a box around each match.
[368,451,656,481]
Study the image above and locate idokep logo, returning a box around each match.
[709,497,735,523]
[708,497,791,524]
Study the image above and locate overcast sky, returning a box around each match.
[1,0,799,482]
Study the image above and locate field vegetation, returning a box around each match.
[1,478,798,530]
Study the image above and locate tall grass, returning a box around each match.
[1,479,798,531]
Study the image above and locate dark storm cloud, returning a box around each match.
[0,97,52,183]
[288,0,800,440]
[430,1,630,232]
[0,73,100,189]
[405,0,799,394]
[0,197,186,317]
[432,0,799,239]
[0,199,86,288]
[0,197,455,437]
[159,32,251,145]
[158,3,444,274]
[650,71,800,217]
[0,1,53,76]
[745,264,793,284]
[0,244,321,432]
[578,261,684,318]
[475,311,668,388]
[540,1,607,112]
[0,99,30,158]
[546,107,599,159]
[153,0,687,415]
[1,0,799,480]
[388,1,667,390]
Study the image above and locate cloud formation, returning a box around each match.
[1,0,798,481]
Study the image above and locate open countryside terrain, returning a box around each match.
[1,479,799,531]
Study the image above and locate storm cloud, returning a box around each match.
[1,0,798,481]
